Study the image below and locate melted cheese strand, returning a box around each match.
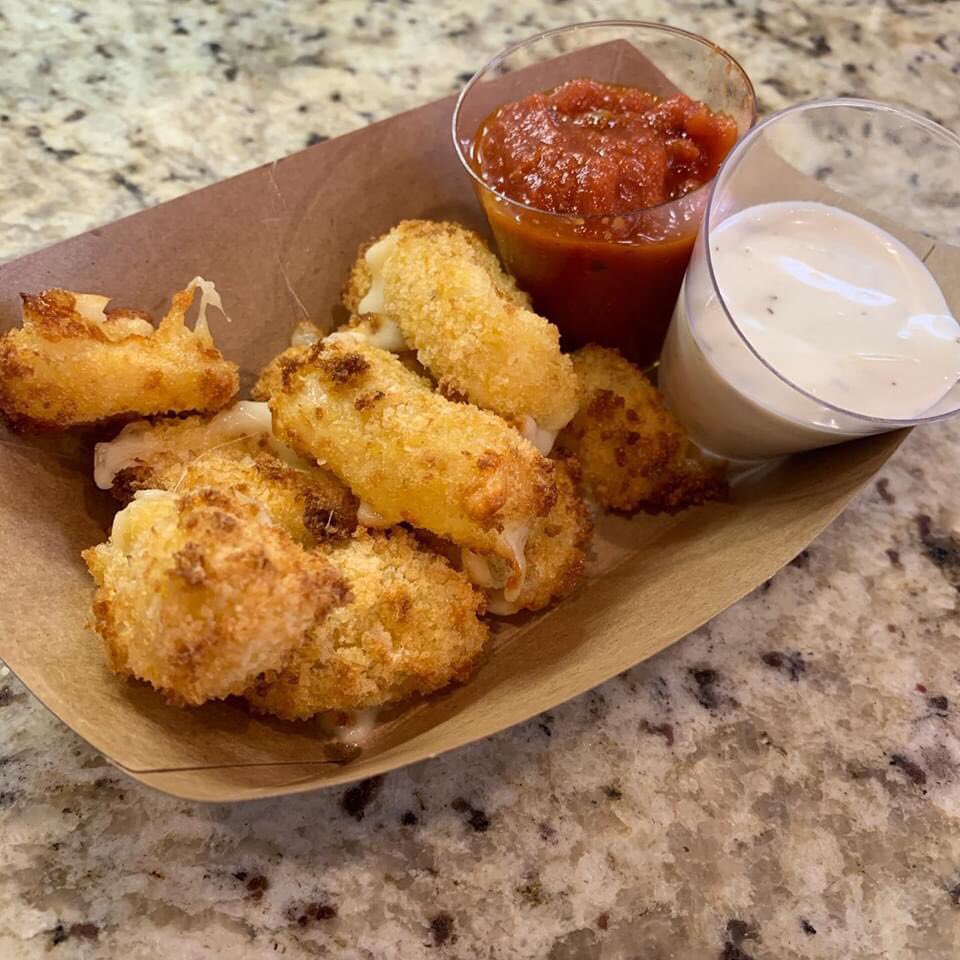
[94,401,276,490]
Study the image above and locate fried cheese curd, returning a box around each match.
[250,321,324,402]
[0,278,238,431]
[341,230,529,315]
[461,457,592,614]
[174,456,358,548]
[244,527,488,718]
[556,345,728,512]
[343,220,578,452]
[82,488,349,706]
[269,335,556,594]
[252,347,307,402]
[94,402,357,547]
[254,319,428,402]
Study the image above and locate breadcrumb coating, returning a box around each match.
[96,403,276,490]
[174,456,358,548]
[82,488,349,706]
[95,406,358,547]
[251,321,325,401]
[251,346,309,402]
[343,220,577,433]
[255,320,426,403]
[342,239,375,316]
[556,345,728,512]
[244,527,488,718]
[0,279,238,431]
[269,336,556,582]
[461,457,592,613]
[343,225,529,313]
[500,457,593,612]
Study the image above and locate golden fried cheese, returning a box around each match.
[344,220,578,451]
[556,345,727,512]
[244,527,488,718]
[82,488,349,706]
[251,321,325,401]
[466,457,593,614]
[93,403,358,547]
[174,455,357,548]
[0,278,238,431]
[269,335,556,595]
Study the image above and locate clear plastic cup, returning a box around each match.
[452,20,756,367]
[658,97,960,461]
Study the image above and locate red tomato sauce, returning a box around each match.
[475,78,736,221]
[469,78,739,364]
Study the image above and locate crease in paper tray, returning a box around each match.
[0,40,945,800]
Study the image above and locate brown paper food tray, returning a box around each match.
[0,46,928,802]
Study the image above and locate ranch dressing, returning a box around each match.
[660,201,960,460]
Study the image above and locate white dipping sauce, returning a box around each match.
[660,201,960,461]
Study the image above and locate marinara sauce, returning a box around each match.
[470,78,739,365]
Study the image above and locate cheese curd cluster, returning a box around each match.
[2,222,726,726]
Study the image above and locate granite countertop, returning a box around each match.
[2,1,960,957]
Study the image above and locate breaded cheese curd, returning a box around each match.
[269,335,556,598]
[0,278,238,430]
[82,487,349,706]
[467,456,593,614]
[93,402,358,547]
[557,345,727,512]
[343,220,578,452]
[244,527,488,718]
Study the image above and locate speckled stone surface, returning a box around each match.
[2,1,960,957]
